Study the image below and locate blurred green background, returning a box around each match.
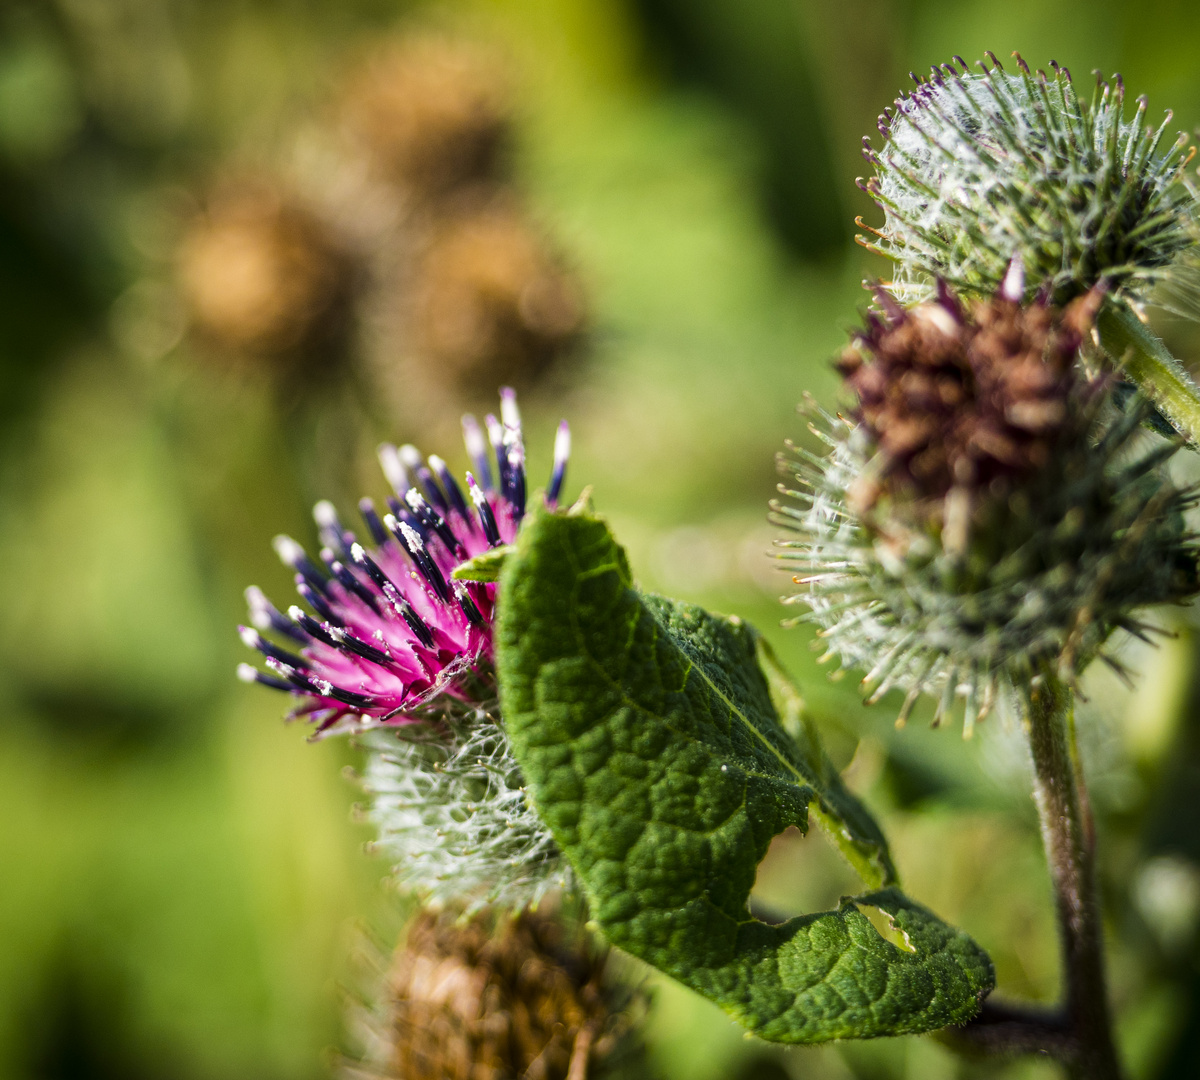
[3,1,1200,1078]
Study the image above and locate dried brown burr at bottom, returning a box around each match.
[354,908,631,1080]
[836,285,1103,522]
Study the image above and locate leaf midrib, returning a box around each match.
[562,533,812,794]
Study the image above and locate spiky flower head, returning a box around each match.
[774,285,1200,734]
[860,53,1200,312]
[238,389,572,909]
[344,907,647,1080]
[837,272,1097,530]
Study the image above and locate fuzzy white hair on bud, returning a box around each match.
[361,719,568,913]
[237,663,260,683]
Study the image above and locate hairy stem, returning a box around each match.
[1097,303,1200,448]
[1026,668,1123,1080]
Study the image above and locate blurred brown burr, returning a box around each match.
[176,179,357,362]
[410,200,586,390]
[345,907,644,1080]
[339,34,510,198]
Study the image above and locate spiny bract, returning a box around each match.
[859,53,1200,314]
[358,696,568,912]
[773,292,1200,736]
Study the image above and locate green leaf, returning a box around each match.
[452,544,515,583]
[496,504,994,1043]
[754,636,895,890]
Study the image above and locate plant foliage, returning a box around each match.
[495,503,994,1042]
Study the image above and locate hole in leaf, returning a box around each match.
[855,903,917,953]
[749,823,863,925]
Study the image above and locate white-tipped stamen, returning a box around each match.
[272,534,306,568]
[245,585,272,631]
[500,386,520,429]
[462,414,486,458]
[377,444,409,495]
[1000,254,1026,303]
[554,421,570,465]
[504,426,525,467]
[237,663,260,683]
[313,500,339,530]
[400,521,425,552]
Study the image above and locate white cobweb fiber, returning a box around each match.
[357,706,568,913]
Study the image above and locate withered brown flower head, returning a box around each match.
[837,280,1102,521]
[352,908,640,1080]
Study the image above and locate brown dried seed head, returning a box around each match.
[840,287,1099,520]
[367,909,628,1080]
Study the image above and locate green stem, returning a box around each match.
[1096,303,1200,448]
[1026,668,1123,1080]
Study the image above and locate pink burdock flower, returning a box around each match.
[238,388,569,736]
[237,389,571,910]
